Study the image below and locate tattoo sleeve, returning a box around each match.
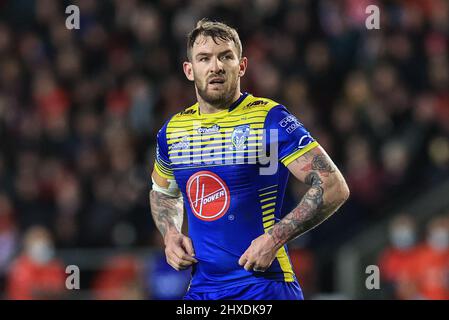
[268,151,349,249]
[149,190,184,237]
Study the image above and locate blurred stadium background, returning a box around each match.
[0,0,448,299]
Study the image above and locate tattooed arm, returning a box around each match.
[239,146,349,272]
[268,146,349,248]
[150,169,197,271]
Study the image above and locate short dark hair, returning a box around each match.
[186,18,242,61]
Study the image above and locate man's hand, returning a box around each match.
[164,230,198,271]
[238,233,279,272]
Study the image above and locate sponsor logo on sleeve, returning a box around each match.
[278,115,303,134]
[298,134,313,149]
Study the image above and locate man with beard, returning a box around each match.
[149,19,349,300]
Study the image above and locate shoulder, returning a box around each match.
[157,103,198,139]
[169,103,198,122]
[240,94,282,113]
[240,95,295,123]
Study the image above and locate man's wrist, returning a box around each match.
[163,227,181,244]
[266,229,284,251]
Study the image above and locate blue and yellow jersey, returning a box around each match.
[154,92,319,292]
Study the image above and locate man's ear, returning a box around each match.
[238,57,248,78]
[183,61,194,81]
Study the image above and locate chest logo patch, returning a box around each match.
[230,124,250,150]
[186,171,230,221]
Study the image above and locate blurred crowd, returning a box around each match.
[0,0,449,298]
[379,213,449,300]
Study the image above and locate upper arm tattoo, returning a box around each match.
[301,154,336,176]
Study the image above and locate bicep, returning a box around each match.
[286,145,344,187]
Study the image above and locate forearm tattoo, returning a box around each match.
[150,190,183,237]
[268,154,345,248]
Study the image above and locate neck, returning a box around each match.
[197,89,242,114]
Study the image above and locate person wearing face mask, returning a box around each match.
[378,213,422,299]
[6,225,66,299]
[414,216,449,300]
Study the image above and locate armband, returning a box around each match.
[152,177,181,198]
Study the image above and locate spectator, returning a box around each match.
[378,214,422,299]
[6,225,66,299]
[414,216,449,300]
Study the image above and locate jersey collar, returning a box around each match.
[196,92,250,117]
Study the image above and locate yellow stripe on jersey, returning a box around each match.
[168,143,263,155]
[170,150,261,160]
[173,162,249,171]
[260,196,277,203]
[167,133,264,145]
[281,141,319,167]
[262,208,275,215]
[154,162,174,179]
[260,216,295,282]
[166,123,265,135]
[172,155,261,165]
[168,112,269,124]
[169,112,269,125]
[258,181,295,283]
[275,247,295,282]
[259,190,277,197]
[263,214,275,222]
[263,220,275,228]
[261,202,276,210]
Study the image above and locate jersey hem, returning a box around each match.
[187,276,296,293]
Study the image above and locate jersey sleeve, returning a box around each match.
[154,121,174,179]
[264,105,319,167]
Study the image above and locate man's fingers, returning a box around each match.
[238,251,248,266]
[167,254,192,270]
[243,260,255,272]
[172,244,197,263]
[182,237,197,261]
[166,258,180,271]
[182,237,194,255]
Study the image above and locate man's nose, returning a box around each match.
[210,57,224,73]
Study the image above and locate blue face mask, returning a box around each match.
[427,229,449,252]
[390,226,415,250]
[27,241,54,265]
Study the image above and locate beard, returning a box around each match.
[195,76,238,109]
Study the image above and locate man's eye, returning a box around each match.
[199,57,208,62]
[222,55,233,60]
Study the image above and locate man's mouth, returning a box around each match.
[209,77,225,85]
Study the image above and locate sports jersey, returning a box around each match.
[154,92,318,292]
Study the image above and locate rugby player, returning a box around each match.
[150,19,350,300]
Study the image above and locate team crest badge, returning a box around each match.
[230,125,250,150]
